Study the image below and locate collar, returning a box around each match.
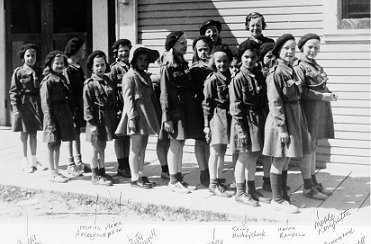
[116,59,130,69]
[22,63,34,72]
[215,70,231,85]
[276,59,293,75]
[299,54,317,65]
[132,69,151,86]
[67,59,80,68]
[240,66,255,78]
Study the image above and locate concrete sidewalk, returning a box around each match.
[0,127,369,225]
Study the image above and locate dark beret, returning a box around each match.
[212,44,233,61]
[199,19,222,35]
[129,45,160,64]
[64,37,84,57]
[18,43,39,60]
[111,39,132,52]
[272,33,295,57]
[298,33,320,50]
[192,35,213,50]
[165,31,184,51]
[259,42,275,61]
[44,50,67,68]
[237,40,260,60]
[86,50,110,72]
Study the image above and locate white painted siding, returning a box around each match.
[137,0,370,166]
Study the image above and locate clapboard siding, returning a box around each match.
[137,0,370,166]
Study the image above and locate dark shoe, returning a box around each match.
[102,173,119,184]
[141,176,156,187]
[209,184,234,198]
[92,175,112,186]
[262,182,272,192]
[200,170,210,187]
[303,187,328,200]
[117,168,131,178]
[76,162,91,173]
[235,193,260,207]
[130,177,153,189]
[314,183,332,196]
[249,190,271,204]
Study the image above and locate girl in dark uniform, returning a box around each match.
[294,33,337,199]
[40,51,75,183]
[230,40,270,206]
[159,31,194,194]
[189,36,213,187]
[110,39,132,178]
[203,44,234,198]
[9,43,45,173]
[83,51,118,186]
[64,37,90,176]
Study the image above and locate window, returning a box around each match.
[339,0,370,29]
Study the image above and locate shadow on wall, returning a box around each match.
[137,0,241,62]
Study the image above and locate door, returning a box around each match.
[5,0,92,125]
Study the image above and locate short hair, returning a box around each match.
[18,43,39,61]
[208,44,233,71]
[245,12,267,30]
[86,50,110,72]
[44,50,68,69]
[192,36,213,61]
[111,39,132,57]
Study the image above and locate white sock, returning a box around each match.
[31,155,37,166]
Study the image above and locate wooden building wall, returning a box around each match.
[137,0,370,166]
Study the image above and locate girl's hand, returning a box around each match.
[323,93,337,102]
[90,126,97,132]
[128,119,136,132]
[203,127,211,143]
[164,121,174,133]
[279,132,289,144]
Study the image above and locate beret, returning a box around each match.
[165,31,184,51]
[86,50,110,72]
[129,45,160,64]
[298,33,320,50]
[272,33,295,57]
[111,39,132,52]
[212,44,233,61]
[64,38,84,57]
[237,40,260,60]
[259,42,275,61]
[18,43,39,60]
[199,19,222,35]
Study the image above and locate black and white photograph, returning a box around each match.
[0,0,370,243]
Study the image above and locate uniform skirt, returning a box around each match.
[263,103,311,158]
[43,104,75,143]
[12,95,43,133]
[209,107,230,146]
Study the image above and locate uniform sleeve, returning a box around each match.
[294,64,326,101]
[266,72,287,133]
[159,65,172,122]
[229,76,248,138]
[40,78,54,128]
[83,82,96,126]
[109,65,119,86]
[202,75,217,127]
[9,69,20,112]
[122,74,138,120]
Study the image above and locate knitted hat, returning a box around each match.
[64,38,84,57]
[18,43,39,60]
[129,45,160,64]
[165,31,184,51]
[237,40,260,60]
[272,34,295,57]
[86,50,110,72]
[199,19,222,35]
[298,33,320,50]
[259,42,275,61]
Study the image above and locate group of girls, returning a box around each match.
[9,11,337,213]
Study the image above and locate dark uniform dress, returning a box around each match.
[40,72,75,142]
[83,74,118,143]
[262,59,311,158]
[109,59,130,113]
[202,70,231,145]
[64,62,86,129]
[115,68,161,136]
[189,59,212,139]
[9,64,43,133]
[240,35,274,46]
[159,58,197,140]
[294,55,335,140]
[230,66,267,153]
